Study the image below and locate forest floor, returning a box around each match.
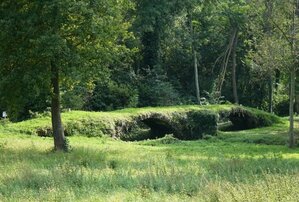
[0,115,299,201]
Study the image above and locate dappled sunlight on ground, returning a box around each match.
[1,119,299,201]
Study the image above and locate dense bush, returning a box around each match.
[7,92,50,122]
[274,98,289,116]
[85,81,138,111]
[61,86,86,110]
[138,73,181,107]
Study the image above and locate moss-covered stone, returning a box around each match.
[2,105,280,140]
[226,107,281,131]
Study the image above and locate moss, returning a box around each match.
[227,107,281,130]
[1,105,281,140]
[172,110,218,140]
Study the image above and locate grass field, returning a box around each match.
[0,109,299,201]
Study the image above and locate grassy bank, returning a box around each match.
[1,121,299,201]
[0,106,295,201]
[0,105,233,136]
[0,105,280,140]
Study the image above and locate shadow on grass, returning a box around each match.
[1,138,299,201]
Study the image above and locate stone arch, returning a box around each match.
[134,113,177,140]
[117,111,218,141]
[140,117,176,139]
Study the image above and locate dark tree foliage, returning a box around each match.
[0,0,297,148]
[0,0,132,150]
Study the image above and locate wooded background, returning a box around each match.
[0,0,298,121]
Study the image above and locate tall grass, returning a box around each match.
[1,131,299,201]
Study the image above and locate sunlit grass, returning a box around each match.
[1,126,299,201]
[0,105,235,136]
[0,107,295,201]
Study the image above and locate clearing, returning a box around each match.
[0,105,298,201]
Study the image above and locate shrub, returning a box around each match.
[137,73,181,107]
[274,98,289,116]
[61,87,86,110]
[85,81,138,111]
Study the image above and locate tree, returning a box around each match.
[289,0,298,148]
[0,0,133,151]
[268,0,298,148]
[248,0,298,147]
[134,0,177,73]
[214,0,248,104]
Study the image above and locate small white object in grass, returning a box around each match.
[2,111,7,118]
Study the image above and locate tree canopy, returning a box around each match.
[1,0,299,149]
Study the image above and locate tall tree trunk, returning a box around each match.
[289,66,296,148]
[232,31,239,104]
[216,29,237,97]
[264,0,274,114]
[295,95,299,113]
[194,50,200,104]
[289,0,297,148]
[51,61,66,151]
[295,1,299,114]
[268,75,273,113]
[188,10,201,104]
[295,69,299,112]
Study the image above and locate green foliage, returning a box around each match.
[228,107,281,130]
[0,0,294,120]
[61,86,87,110]
[175,110,218,140]
[138,73,180,107]
[134,0,182,72]
[36,118,107,138]
[1,105,280,144]
[85,81,138,111]
[274,98,289,116]
[36,127,52,137]
[0,0,134,121]
[273,89,290,116]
